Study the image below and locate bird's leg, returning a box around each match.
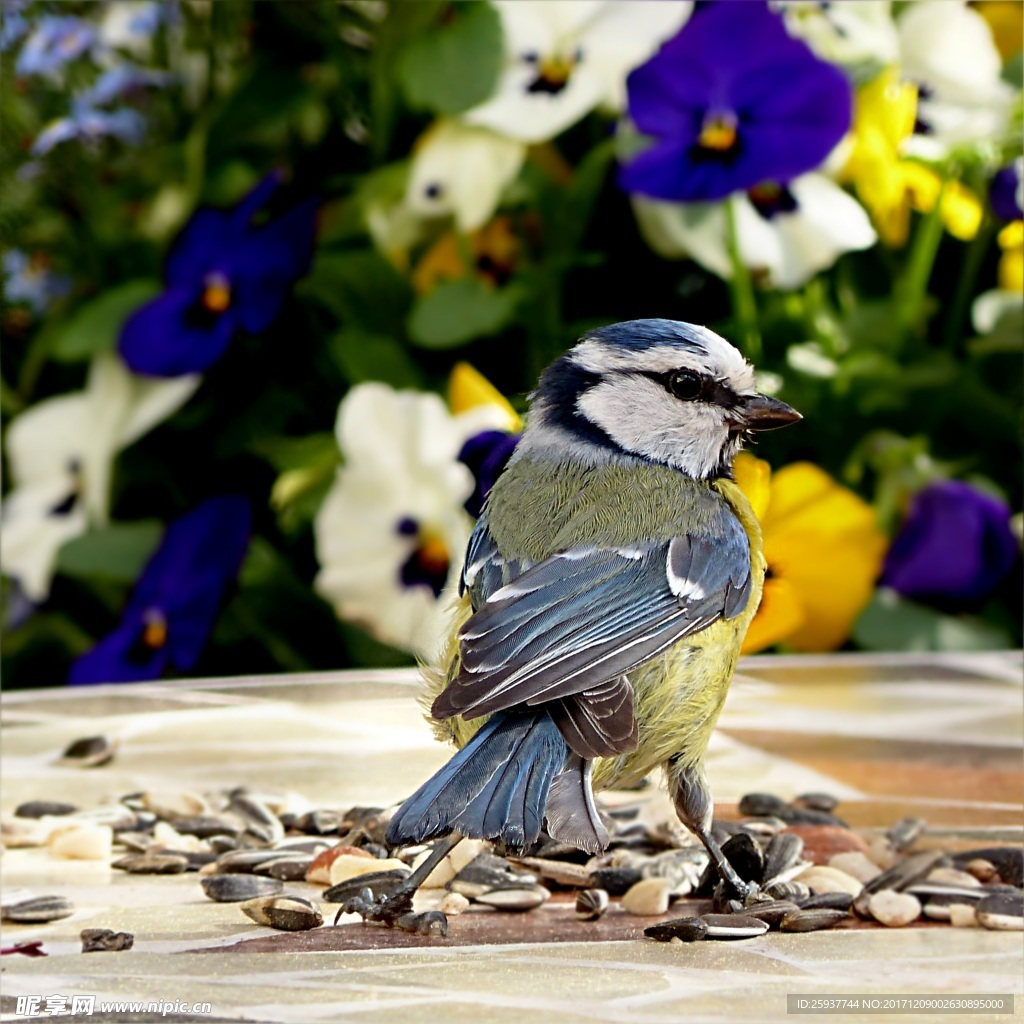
[335,832,463,936]
[668,759,753,898]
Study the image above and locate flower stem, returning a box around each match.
[724,195,761,361]
[943,216,995,349]
[897,179,947,340]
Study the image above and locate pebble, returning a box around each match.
[644,917,707,943]
[780,909,848,933]
[949,904,979,928]
[48,823,113,861]
[575,888,609,921]
[475,886,549,911]
[305,845,374,885]
[975,891,1024,932]
[828,852,881,884]
[201,874,283,903]
[1,816,55,848]
[701,914,769,939]
[15,801,78,819]
[795,866,863,898]
[952,847,1023,888]
[152,822,207,853]
[329,855,409,887]
[922,895,978,922]
[81,928,134,952]
[926,867,980,889]
[438,892,471,917]
[1,896,76,923]
[241,895,322,931]
[866,835,899,870]
[621,877,671,916]
[416,838,488,889]
[59,735,116,768]
[513,856,590,889]
[787,825,871,865]
[867,890,921,927]
[963,859,998,883]
[112,853,189,875]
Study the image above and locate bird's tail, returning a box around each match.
[385,710,569,854]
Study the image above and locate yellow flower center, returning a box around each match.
[416,534,450,576]
[201,274,232,314]
[142,609,168,649]
[698,114,738,153]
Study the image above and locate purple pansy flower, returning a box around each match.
[119,174,318,376]
[990,159,1023,222]
[458,430,520,518]
[69,497,252,685]
[619,1,852,202]
[881,481,1019,606]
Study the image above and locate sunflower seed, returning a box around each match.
[795,892,854,912]
[738,793,788,817]
[905,883,985,902]
[296,809,345,835]
[859,850,946,897]
[587,866,643,896]
[975,891,1023,931]
[780,909,848,933]
[701,913,769,939]
[449,852,537,897]
[575,888,609,921]
[512,856,589,888]
[112,853,189,875]
[438,892,471,916]
[15,801,78,819]
[644,917,707,942]
[227,794,284,845]
[172,816,242,839]
[475,886,549,911]
[215,850,293,873]
[81,928,134,952]
[886,817,926,852]
[201,874,283,903]
[259,858,314,882]
[951,847,1023,888]
[742,900,800,927]
[396,910,448,936]
[59,735,116,768]
[2,896,75,923]
[765,880,811,901]
[694,833,763,897]
[922,894,979,921]
[762,833,804,885]
[116,831,159,853]
[241,895,323,931]
[322,869,408,904]
[793,792,839,813]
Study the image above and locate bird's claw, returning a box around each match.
[333,886,446,935]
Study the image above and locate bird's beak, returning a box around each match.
[731,394,802,432]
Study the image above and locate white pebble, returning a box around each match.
[828,852,881,884]
[414,838,487,889]
[796,866,863,898]
[48,823,113,861]
[621,877,671,916]
[949,904,978,928]
[328,855,409,886]
[1,816,56,848]
[925,867,980,888]
[142,789,210,819]
[152,821,206,853]
[868,890,921,927]
[438,892,470,916]
[867,836,898,870]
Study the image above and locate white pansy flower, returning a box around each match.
[406,121,526,233]
[633,175,877,291]
[778,1,899,67]
[898,1,1013,153]
[314,384,510,660]
[98,2,162,59]
[463,0,691,144]
[2,353,199,601]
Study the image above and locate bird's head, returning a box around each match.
[524,319,800,479]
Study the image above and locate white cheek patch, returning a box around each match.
[575,377,731,478]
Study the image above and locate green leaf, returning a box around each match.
[397,1,503,115]
[55,521,163,582]
[328,327,424,387]
[49,281,161,362]
[853,590,1013,652]
[408,278,522,348]
[298,249,413,336]
[250,433,339,473]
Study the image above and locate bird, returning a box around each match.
[343,319,800,933]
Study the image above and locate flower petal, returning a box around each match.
[741,575,806,654]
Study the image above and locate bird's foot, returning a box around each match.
[333,887,448,936]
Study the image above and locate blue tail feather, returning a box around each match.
[386,710,568,853]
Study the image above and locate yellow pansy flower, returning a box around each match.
[998,221,1023,293]
[841,69,983,247]
[411,217,520,296]
[975,1,1024,62]
[449,362,521,431]
[735,452,888,653]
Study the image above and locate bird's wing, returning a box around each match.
[433,515,753,746]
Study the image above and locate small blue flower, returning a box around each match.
[619,1,852,203]
[69,497,252,685]
[0,0,30,52]
[32,102,146,155]
[80,64,169,107]
[458,430,519,518]
[881,480,1019,606]
[991,158,1023,222]
[3,249,71,312]
[119,174,319,376]
[16,15,96,78]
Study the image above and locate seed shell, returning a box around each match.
[644,916,707,943]
[575,888,609,921]
[201,874,283,903]
[780,909,848,933]
[700,913,769,939]
[81,928,134,952]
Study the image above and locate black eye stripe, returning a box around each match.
[632,369,740,409]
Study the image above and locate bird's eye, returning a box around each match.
[667,370,702,401]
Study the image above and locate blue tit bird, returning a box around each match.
[348,319,800,931]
